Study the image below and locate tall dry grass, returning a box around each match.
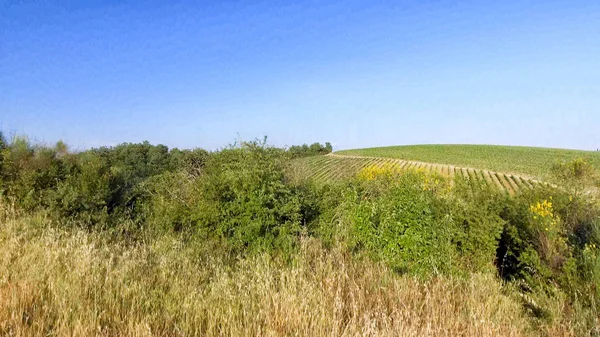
[0,209,572,336]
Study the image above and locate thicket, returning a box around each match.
[1,133,599,335]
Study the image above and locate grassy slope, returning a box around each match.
[337,145,600,179]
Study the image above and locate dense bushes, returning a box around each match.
[1,133,599,334]
[497,186,600,323]
[0,134,208,227]
[143,140,304,253]
[330,170,506,276]
[326,166,598,330]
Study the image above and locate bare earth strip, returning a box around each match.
[505,174,520,193]
[480,170,493,187]
[323,153,543,194]
[305,156,335,179]
[312,157,345,181]
[329,157,370,180]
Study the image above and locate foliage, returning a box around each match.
[46,151,115,226]
[1,135,600,334]
[334,170,505,276]
[287,142,332,158]
[495,162,600,326]
[0,136,209,227]
[143,139,304,254]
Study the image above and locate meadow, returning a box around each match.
[0,135,599,336]
[0,209,536,337]
[337,144,600,180]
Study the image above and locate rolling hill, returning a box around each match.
[336,144,600,180]
[291,144,600,194]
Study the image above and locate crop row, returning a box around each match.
[293,155,543,194]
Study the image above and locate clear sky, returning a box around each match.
[1,1,599,151]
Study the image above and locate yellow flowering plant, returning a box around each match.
[356,163,402,181]
[357,163,451,196]
[529,198,570,270]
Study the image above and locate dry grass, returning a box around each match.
[0,209,575,336]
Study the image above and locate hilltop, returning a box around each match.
[336,144,600,180]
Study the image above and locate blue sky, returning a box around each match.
[1,0,599,151]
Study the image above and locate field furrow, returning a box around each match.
[505,174,520,193]
[293,154,541,194]
[481,170,494,187]
[497,173,516,194]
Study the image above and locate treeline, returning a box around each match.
[0,134,212,227]
[0,133,599,334]
[287,142,333,158]
[0,134,332,230]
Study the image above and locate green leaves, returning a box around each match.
[142,140,304,255]
[340,172,465,276]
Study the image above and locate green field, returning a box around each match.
[337,145,600,179]
[292,154,539,194]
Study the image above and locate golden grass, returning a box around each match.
[0,209,575,336]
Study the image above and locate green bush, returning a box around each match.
[2,135,599,332]
[0,136,212,229]
[143,139,304,254]
[550,158,599,194]
[334,171,505,276]
[495,172,600,327]
[47,152,114,226]
[0,136,76,212]
[445,177,506,273]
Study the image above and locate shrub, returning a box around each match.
[444,176,506,273]
[0,137,76,212]
[550,158,599,194]
[495,182,600,329]
[47,151,113,226]
[2,135,599,333]
[335,170,504,276]
[143,139,305,254]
